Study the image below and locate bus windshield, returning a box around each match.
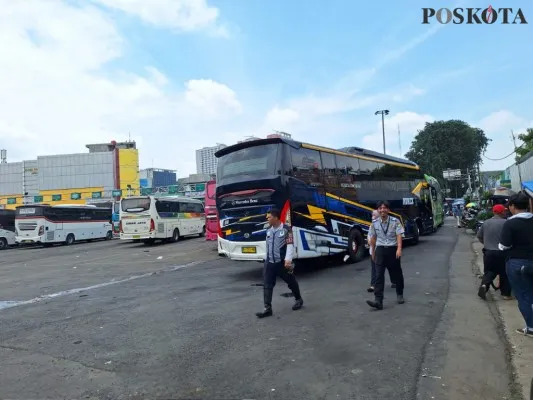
[217,143,280,182]
[121,197,151,212]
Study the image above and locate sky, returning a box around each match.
[0,0,532,177]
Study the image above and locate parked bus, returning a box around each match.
[119,195,206,244]
[86,199,120,235]
[0,209,16,250]
[15,204,113,246]
[214,137,436,262]
[204,180,218,241]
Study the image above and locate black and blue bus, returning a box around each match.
[215,137,436,263]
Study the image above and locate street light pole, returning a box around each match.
[375,109,390,154]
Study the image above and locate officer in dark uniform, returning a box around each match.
[256,208,303,318]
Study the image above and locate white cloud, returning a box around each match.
[0,0,241,173]
[184,79,242,117]
[478,110,533,170]
[92,0,228,36]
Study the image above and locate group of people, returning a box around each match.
[477,192,533,337]
[256,193,533,339]
[255,200,404,318]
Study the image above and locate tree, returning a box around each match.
[405,120,491,196]
[515,128,533,161]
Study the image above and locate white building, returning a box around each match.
[195,143,226,175]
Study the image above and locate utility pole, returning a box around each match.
[511,130,523,187]
[467,168,472,198]
[374,109,390,154]
[398,125,402,156]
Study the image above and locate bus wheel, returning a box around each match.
[411,223,420,245]
[171,229,180,243]
[347,229,365,263]
[0,238,7,250]
[65,234,75,246]
[105,231,113,240]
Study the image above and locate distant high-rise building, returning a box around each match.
[196,143,227,175]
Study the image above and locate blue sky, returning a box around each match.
[1,0,532,174]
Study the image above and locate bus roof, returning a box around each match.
[123,195,203,203]
[215,137,419,169]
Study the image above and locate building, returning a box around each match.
[504,151,533,192]
[196,143,226,175]
[140,168,177,188]
[0,141,140,210]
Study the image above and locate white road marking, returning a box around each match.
[0,260,203,311]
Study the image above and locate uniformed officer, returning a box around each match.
[366,200,405,310]
[256,208,303,318]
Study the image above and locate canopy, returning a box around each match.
[523,181,533,198]
[465,202,478,208]
[489,187,515,198]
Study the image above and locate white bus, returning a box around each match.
[15,204,113,246]
[119,196,206,244]
[0,209,16,250]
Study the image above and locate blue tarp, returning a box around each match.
[522,181,533,197]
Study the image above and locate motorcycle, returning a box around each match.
[474,220,483,234]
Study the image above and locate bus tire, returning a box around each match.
[347,229,365,263]
[65,234,75,246]
[171,229,180,243]
[411,222,420,245]
[105,231,113,240]
[0,238,7,250]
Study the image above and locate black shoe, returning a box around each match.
[397,295,405,304]
[366,300,383,310]
[255,308,273,318]
[367,286,375,293]
[292,298,303,310]
[256,288,274,318]
[477,285,487,300]
[391,283,397,288]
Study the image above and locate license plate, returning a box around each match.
[22,240,33,243]
[242,246,257,254]
[133,235,140,239]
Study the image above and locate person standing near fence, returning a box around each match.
[476,204,512,300]
[498,192,533,337]
[366,201,405,310]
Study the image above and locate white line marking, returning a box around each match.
[0,260,203,311]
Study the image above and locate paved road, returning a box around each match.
[0,220,511,399]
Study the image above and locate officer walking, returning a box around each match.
[366,200,405,310]
[256,208,303,318]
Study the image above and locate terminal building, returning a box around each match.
[0,141,140,210]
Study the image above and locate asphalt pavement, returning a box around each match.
[0,220,514,399]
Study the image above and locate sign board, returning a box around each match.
[443,169,461,179]
[403,197,415,205]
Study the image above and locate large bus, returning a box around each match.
[15,204,113,246]
[0,209,16,250]
[204,180,218,241]
[86,199,120,235]
[214,137,436,262]
[119,196,206,244]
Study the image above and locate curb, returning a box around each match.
[471,237,533,400]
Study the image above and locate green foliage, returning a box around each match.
[405,120,491,194]
[516,128,533,162]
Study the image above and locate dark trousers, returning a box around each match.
[263,261,301,300]
[506,258,533,329]
[481,249,511,296]
[370,258,395,286]
[374,246,404,302]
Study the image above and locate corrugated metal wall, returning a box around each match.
[0,162,23,195]
[506,155,533,192]
[38,153,114,190]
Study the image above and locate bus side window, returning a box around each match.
[335,154,360,203]
[290,147,322,187]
